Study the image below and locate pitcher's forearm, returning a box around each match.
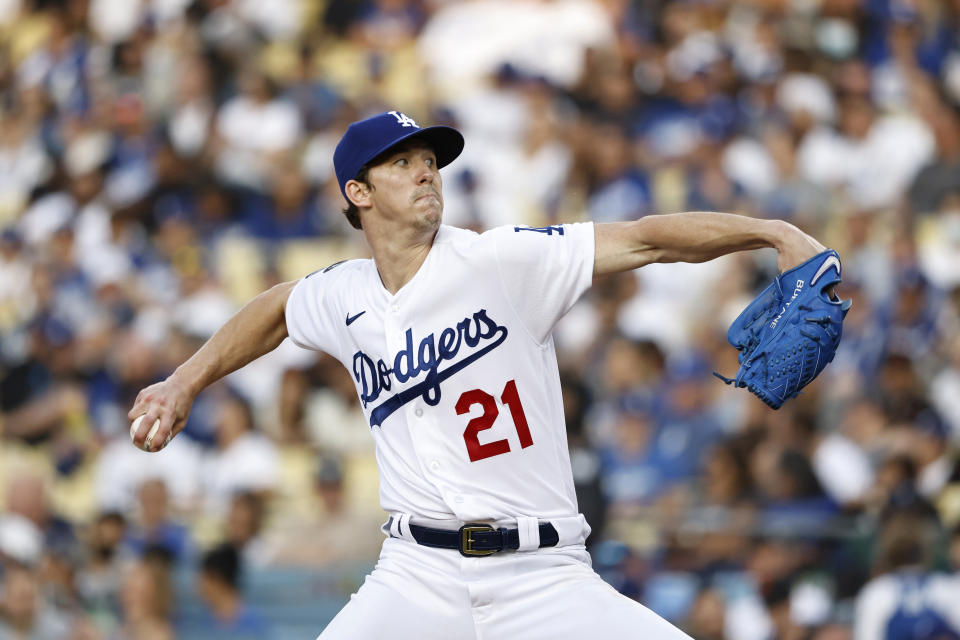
[636,212,782,262]
[595,213,791,275]
[170,280,297,396]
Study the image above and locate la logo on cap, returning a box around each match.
[389,111,419,128]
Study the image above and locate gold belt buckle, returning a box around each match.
[459,523,496,557]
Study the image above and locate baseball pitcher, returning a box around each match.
[129,111,843,639]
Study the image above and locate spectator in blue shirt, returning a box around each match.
[125,479,191,565]
[189,543,269,639]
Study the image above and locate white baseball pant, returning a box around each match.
[316,527,692,639]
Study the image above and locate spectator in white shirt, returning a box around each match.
[213,67,302,190]
[201,390,279,517]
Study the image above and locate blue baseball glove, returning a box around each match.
[715,249,852,409]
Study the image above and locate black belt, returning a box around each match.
[405,522,560,557]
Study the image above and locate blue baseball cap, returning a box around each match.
[333,111,464,200]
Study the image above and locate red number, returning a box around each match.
[455,380,533,462]
[501,379,533,449]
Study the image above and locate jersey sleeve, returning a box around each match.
[284,269,341,358]
[489,223,594,344]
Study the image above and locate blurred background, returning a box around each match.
[1,0,960,638]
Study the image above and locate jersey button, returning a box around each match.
[429,460,440,471]
[391,304,399,313]
[415,407,423,417]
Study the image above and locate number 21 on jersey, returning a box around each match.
[455,380,533,462]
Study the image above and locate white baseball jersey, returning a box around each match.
[285,223,594,524]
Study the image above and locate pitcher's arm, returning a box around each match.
[594,213,825,276]
[128,280,298,451]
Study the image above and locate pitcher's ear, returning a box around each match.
[345,179,371,208]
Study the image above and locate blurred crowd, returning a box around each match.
[1,0,960,638]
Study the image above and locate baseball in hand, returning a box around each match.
[130,415,163,451]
